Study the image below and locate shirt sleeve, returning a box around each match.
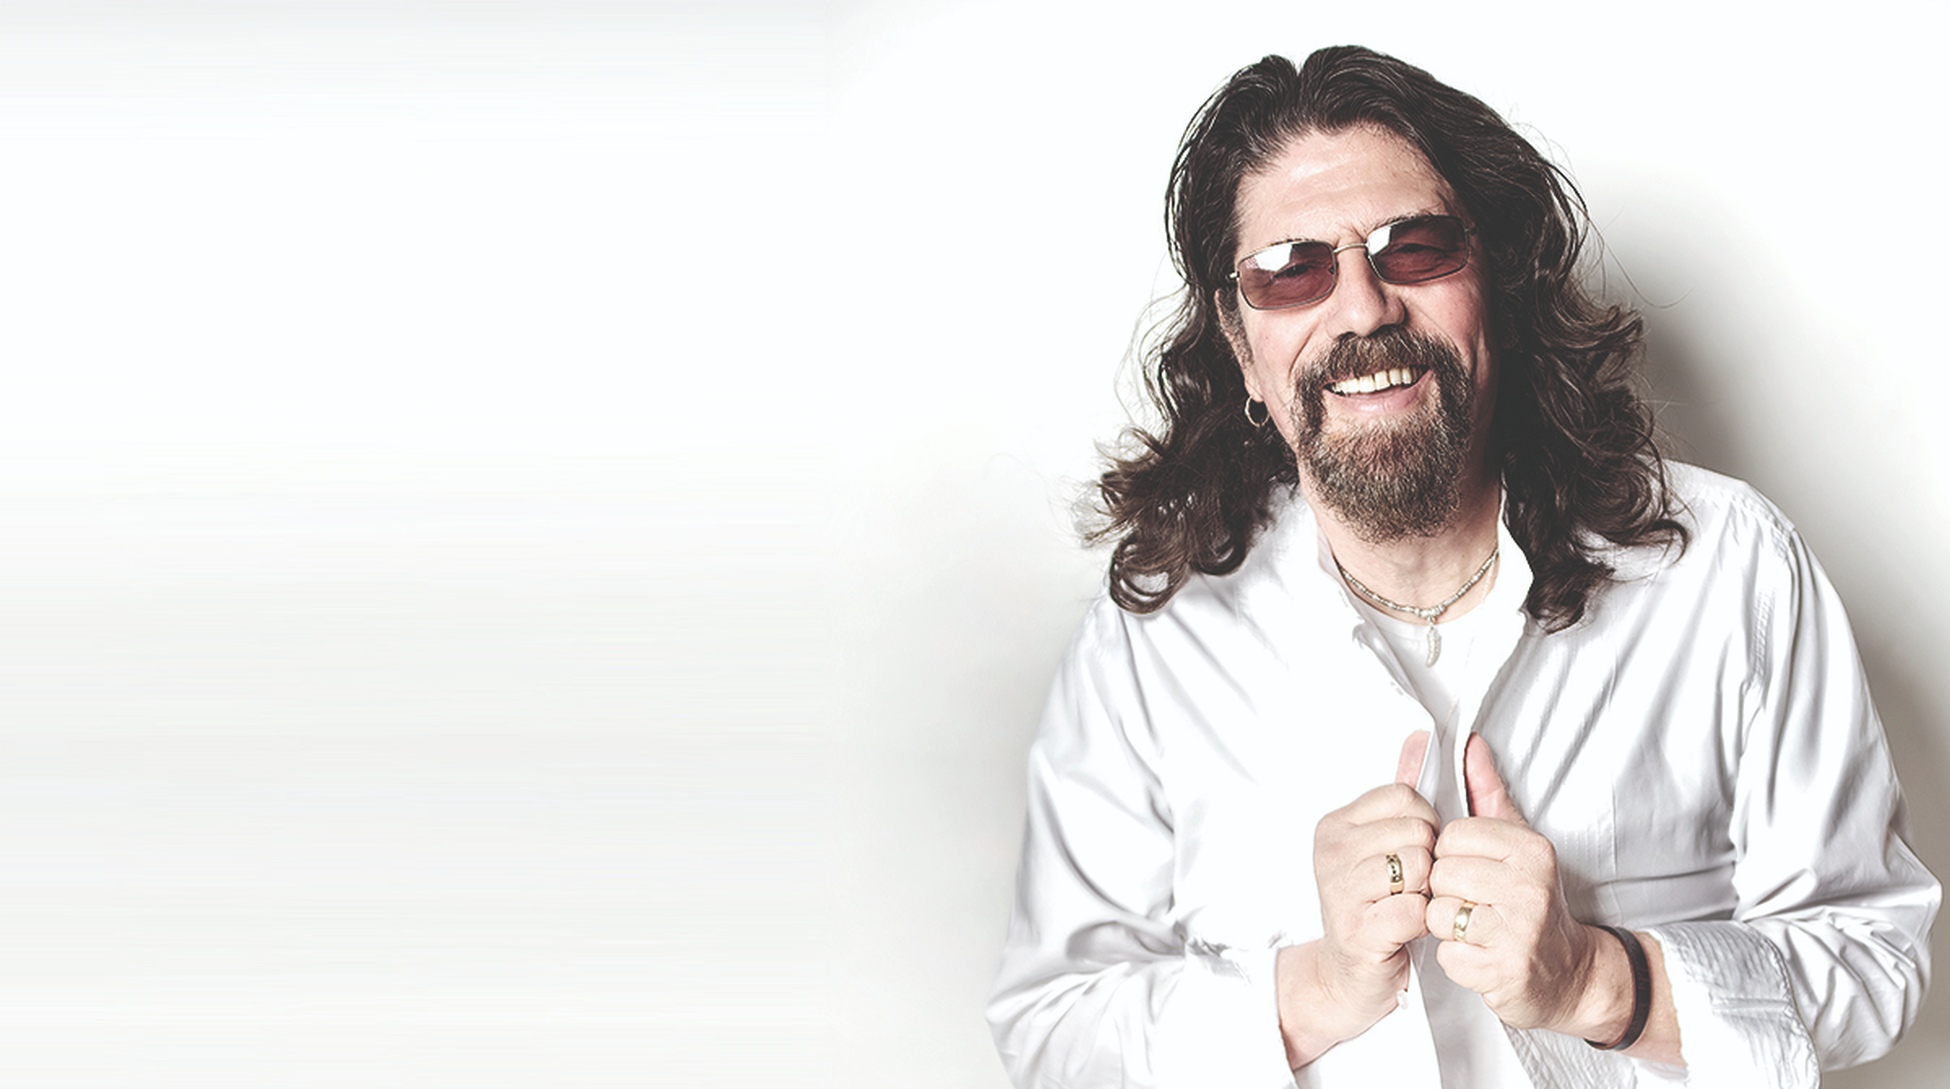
[1644,522,1938,1085]
[985,602,1298,1089]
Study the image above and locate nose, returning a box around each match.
[1321,242,1405,339]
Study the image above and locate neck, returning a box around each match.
[1311,470,1503,622]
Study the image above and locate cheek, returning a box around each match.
[1267,405,1301,449]
[1242,327,1311,401]
[1251,359,1301,435]
[1251,357,1305,446]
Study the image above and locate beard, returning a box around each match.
[1287,328,1477,542]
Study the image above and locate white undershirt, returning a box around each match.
[1355,597,1491,717]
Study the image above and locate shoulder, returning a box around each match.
[1056,489,1319,705]
[1582,464,1835,663]
[1094,486,1311,633]
[1667,462,1795,546]
[1612,462,1797,581]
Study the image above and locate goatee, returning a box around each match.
[1289,328,1477,542]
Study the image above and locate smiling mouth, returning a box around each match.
[1326,366,1425,396]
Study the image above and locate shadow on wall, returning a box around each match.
[1612,200,1950,1082]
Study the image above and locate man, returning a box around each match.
[986,47,1937,1088]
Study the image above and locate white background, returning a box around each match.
[0,2,1943,1087]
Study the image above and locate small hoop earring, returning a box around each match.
[1244,397,1269,428]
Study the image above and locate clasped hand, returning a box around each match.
[1303,730,1603,1043]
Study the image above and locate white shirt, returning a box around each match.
[986,465,1937,1088]
[1353,586,1533,1089]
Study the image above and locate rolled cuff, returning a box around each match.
[1154,945,1295,1088]
[1644,921,1817,1088]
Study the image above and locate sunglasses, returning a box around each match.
[1230,214,1473,310]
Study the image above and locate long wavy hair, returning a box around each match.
[1092,47,1685,631]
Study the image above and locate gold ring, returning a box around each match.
[1452,900,1477,943]
[1385,854,1405,895]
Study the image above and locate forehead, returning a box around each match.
[1233,125,1459,256]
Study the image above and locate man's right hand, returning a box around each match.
[1275,730,1436,1069]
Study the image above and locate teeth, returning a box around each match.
[1329,368,1419,395]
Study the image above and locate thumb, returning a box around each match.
[1464,733,1525,824]
[1395,730,1431,788]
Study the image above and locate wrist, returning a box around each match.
[1554,924,1633,1043]
[1568,925,1651,1051]
[1275,942,1397,1070]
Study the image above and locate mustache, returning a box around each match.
[1299,328,1465,393]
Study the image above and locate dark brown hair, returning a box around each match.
[1092,47,1685,630]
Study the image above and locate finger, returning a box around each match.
[1395,729,1432,788]
[1362,845,1434,900]
[1432,937,1500,995]
[1426,854,1517,904]
[1339,817,1438,861]
[1434,817,1550,875]
[1463,733,1525,825]
[1320,822,1435,899]
[1332,782,1440,826]
[1362,888,1435,948]
[1425,895,1503,948]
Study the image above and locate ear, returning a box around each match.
[1214,291,1262,401]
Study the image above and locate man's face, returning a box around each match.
[1224,125,1497,540]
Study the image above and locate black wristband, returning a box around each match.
[1585,925,1651,1051]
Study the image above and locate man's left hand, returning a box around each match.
[1423,734,1607,1034]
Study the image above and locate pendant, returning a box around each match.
[1425,623,1441,666]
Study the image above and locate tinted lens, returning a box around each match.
[1233,216,1469,310]
[1368,216,1469,284]
[1236,241,1337,309]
